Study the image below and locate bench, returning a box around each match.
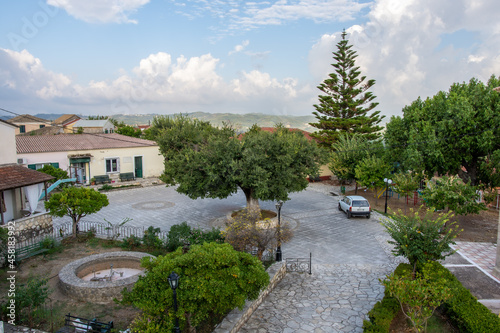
[94,175,111,184]
[15,242,49,265]
[119,172,135,182]
[56,313,113,333]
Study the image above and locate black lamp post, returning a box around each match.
[168,272,181,333]
[275,200,283,262]
[384,178,392,214]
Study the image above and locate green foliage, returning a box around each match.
[165,222,224,252]
[37,165,69,184]
[142,226,163,249]
[1,276,51,324]
[381,208,461,274]
[362,295,400,333]
[382,261,453,332]
[44,187,109,237]
[122,242,269,331]
[392,172,421,198]
[421,176,487,215]
[329,133,371,183]
[154,115,326,212]
[76,126,84,134]
[120,235,142,250]
[355,155,391,193]
[98,184,113,192]
[309,30,384,148]
[115,125,142,138]
[0,228,8,267]
[384,75,500,186]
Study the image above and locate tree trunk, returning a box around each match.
[72,216,79,238]
[242,187,261,219]
[355,181,358,195]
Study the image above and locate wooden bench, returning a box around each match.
[56,313,113,333]
[119,172,135,182]
[15,242,49,265]
[94,175,111,184]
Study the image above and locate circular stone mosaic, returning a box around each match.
[132,201,175,210]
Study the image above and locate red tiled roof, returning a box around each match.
[53,114,81,126]
[7,114,51,124]
[16,133,158,154]
[0,164,54,191]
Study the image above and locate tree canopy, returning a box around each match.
[309,29,384,148]
[384,75,500,186]
[122,242,269,332]
[153,115,326,212]
[44,187,109,237]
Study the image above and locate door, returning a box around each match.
[134,156,143,178]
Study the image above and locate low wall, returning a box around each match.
[214,262,287,333]
[0,213,53,245]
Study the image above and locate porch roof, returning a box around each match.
[0,164,54,191]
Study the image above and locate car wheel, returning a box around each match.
[347,211,351,219]
[366,214,370,219]
[338,204,342,211]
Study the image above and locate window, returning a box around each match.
[40,124,45,128]
[20,125,26,133]
[27,162,59,170]
[105,158,119,173]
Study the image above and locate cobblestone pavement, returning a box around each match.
[51,182,396,332]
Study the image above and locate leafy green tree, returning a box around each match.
[329,133,370,192]
[44,187,109,237]
[384,75,500,185]
[392,172,422,213]
[154,116,326,214]
[122,242,269,332]
[381,208,461,275]
[115,125,142,138]
[421,176,486,215]
[37,165,69,184]
[354,155,391,204]
[309,29,384,148]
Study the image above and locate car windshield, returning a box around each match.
[352,200,369,207]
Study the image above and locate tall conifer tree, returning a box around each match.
[310,30,384,148]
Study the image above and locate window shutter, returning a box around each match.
[27,164,36,170]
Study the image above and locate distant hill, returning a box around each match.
[112,112,317,133]
[7,112,317,133]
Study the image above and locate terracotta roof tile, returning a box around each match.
[7,114,51,124]
[16,133,158,154]
[0,164,54,191]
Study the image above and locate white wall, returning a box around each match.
[17,152,69,170]
[0,122,17,164]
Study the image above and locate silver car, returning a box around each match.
[338,195,371,219]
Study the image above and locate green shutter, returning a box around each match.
[27,164,36,170]
[50,162,60,168]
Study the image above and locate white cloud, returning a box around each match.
[0,48,311,115]
[229,40,250,55]
[46,0,150,24]
[307,0,500,119]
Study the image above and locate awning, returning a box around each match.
[70,157,91,163]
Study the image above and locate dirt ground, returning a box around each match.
[0,238,140,331]
[342,186,499,243]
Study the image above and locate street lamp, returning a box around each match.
[384,178,393,214]
[168,272,181,333]
[275,200,284,262]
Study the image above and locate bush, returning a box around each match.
[121,235,142,250]
[382,261,453,332]
[381,207,461,274]
[165,222,192,252]
[142,226,163,249]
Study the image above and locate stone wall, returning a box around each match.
[1,213,53,244]
[214,262,287,333]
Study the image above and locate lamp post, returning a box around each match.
[384,178,392,214]
[275,200,283,262]
[168,272,181,333]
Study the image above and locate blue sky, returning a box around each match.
[0,0,498,120]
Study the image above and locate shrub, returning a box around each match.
[142,226,163,249]
[381,207,461,275]
[121,235,142,250]
[166,222,193,251]
[382,261,453,332]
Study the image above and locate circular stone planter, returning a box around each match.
[58,251,154,304]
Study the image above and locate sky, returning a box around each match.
[0,0,499,121]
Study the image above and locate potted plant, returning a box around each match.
[90,177,96,185]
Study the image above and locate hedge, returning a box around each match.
[363,262,500,333]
